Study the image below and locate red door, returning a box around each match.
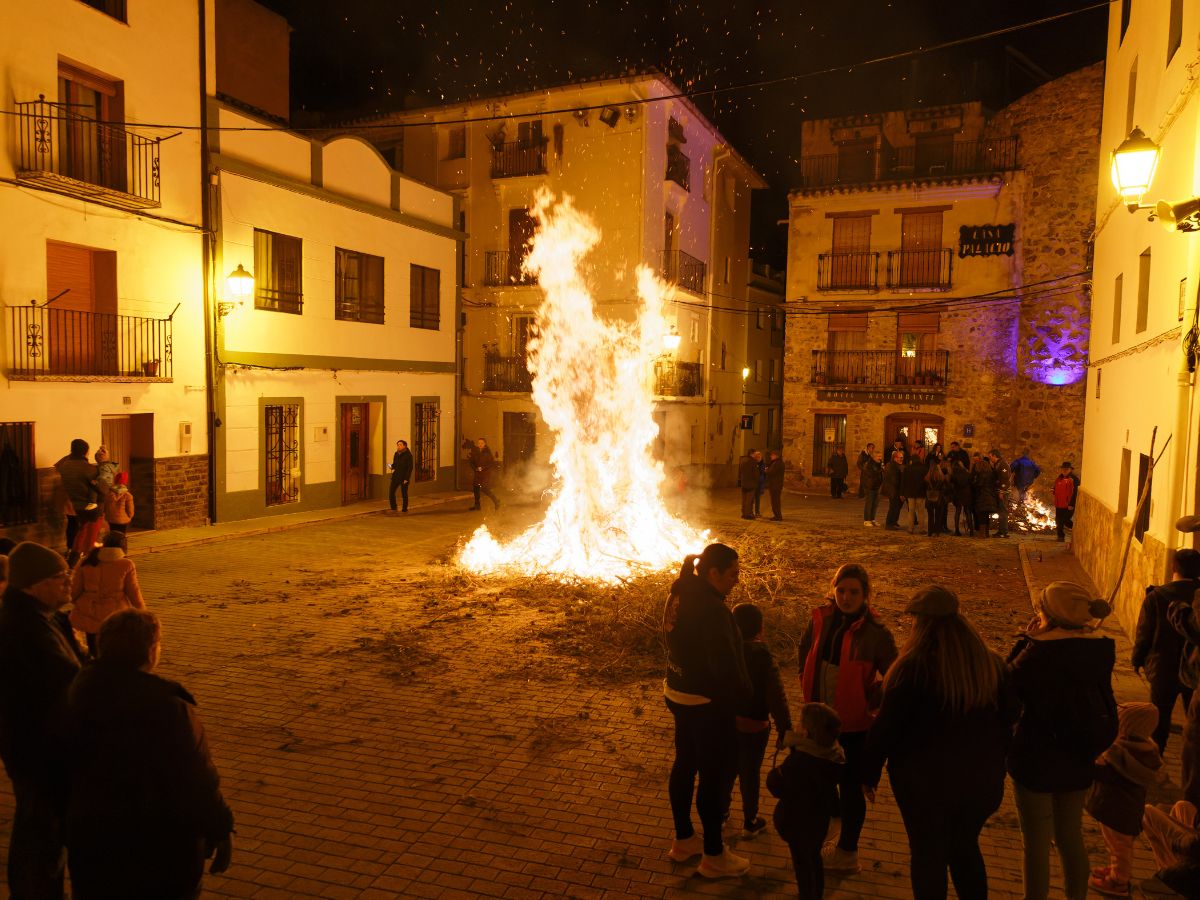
[341,403,369,503]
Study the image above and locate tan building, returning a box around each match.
[783,66,1103,498]
[346,74,767,487]
[744,263,786,453]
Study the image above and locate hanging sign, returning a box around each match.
[958,224,1016,258]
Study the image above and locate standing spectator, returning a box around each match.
[890,437,910,466]
[861,450,883,527]
[764,450,785,521]
[1011,451,1042,502]
[924,458,950,537]
[882,451,904,530]
[971,457,998,538]
[767,703,844,900]
[1168,586,1200,806]
[1085,702,1164,897]
[989,450,1011,538]
[949,457,973,536]
[71,532,145,659]
[855,443,874,498]
[54,438,96,552]
[738,449,761,521]
[862,587,1011,899]
[901,453,929,534]
[754,453,767,517]
[946,441,970,471]
[388,439,414,513]
[1142,800,1200,897]
[797,564,897,875]
[468,438,500,511]
[731,602,792,837]
[826,446,849,499]
[0,542,85,899]
[1054,462,1079,543]
[66,609,234,899]
[103,471,134,535]
[1007,581,1117,900]
[662,544,752,878]
[1132,548,1200,752]
[928,442,945,464]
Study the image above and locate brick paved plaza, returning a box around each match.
[0,491,1183,898]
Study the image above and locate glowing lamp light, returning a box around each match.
[225,264,254,301]
[741,366,751,380]
[662,328,682,353]
[1110,128,1160,203]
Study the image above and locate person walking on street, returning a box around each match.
[946,441,970,471]
[861,450,883,527]
[389,439,414,513]
[882,451,904,530]
[989,450,1011,538]
[739,449,761,520]
[1167,582,1200,806]
[764,451,785,521]
[663,544,752,878]
[1054,462,1079,543]
[54,439,97,553]
[0,542,86,899]
[855,444,874,498]
[1011,451,1042,503]
[468,438,500,511]
[70,532,145,659]
[826,446,849,499]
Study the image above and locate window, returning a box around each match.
[754,360,763,382]
[517,120,543,147]
[829,214,873,289]
[1112,273,1124,344]
[265,403,300,506]
[446,125,466,160]
[1136,452,1152,541]
[1126,60,1138,136]
[1117,448,1132,517]
[756,308,766,329]
[1168,0,1183,64]
[413,401,439,482]
[511,315,536,356]
[79,0,126,19]
[254,229,302,314]
[58,62,125,192]
[767,408,777,445]
[409,265,440,330]
[0,422,38,526]
[1136,248,1151,334]
[45,240,118,376]
[769,359,779,383]
[335,249,384,324]
[837,138,876,182]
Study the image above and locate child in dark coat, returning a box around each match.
[1086,702,1165,896]
[767,703,843,899]
[731,603,793,836]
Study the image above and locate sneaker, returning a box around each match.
[863,521,872,527]
[742,817,767,837]
[821,842,860,873]
[697,849,750,878]
[667,833,703,862]
[1088,873,1130,897]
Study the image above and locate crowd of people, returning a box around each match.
[662,542,1200,899]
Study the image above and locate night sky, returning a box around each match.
[259,0,1108,266]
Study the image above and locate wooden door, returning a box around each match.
[340,403,369,504]
[884,413,943,456]
[900,211,943,287]
[831,216,872,288]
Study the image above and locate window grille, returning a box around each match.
[0,422,37,526]
[265,404,300,506]
[410,265,440,330]
[335,248,384,324]
[255,229,303,314]
[414,402,439,483]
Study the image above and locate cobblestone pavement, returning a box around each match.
[0,491,1184,898]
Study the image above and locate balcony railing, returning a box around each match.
[666,144,691,191]
[886,248,953,290]
[14,96,161,209]
[8,305,173,381]
[662,249,706,294]
[810,350,949,388]
[483,250,536,286]
[655,360,704,397]
[817,251,880,291]
[800,137,1019,190]
[482,346,532,392]
[491,138,547,178]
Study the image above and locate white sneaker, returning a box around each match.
[698,848,750,878]
[863,521,873,527]
[667,833,703,862]
[821,841,860,873]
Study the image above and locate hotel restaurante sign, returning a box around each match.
[817,387,945,404]
[958,224,1015,258]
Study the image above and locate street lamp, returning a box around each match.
[1111,128,1200,231]
[741,366,750,381]
[219,264,254,317]
[662,328,682,353]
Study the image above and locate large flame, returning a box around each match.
[458,191,708,582]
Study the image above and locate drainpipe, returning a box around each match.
[1167,261,1200,566]
[198,0,217,525]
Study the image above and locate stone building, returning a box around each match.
[782,64,1103,501]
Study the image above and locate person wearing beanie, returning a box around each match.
[0,541,86,898]
[1085,702,1165,896]
[861,586,1012,899]
[103,470,134,535]
[1133,547,1200,752]
[1007,580,1117,900]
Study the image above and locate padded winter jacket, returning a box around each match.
[71,548,145,635]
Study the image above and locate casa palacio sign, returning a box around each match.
[958,224,1016,258]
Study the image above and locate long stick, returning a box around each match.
[1107,427,1169,607]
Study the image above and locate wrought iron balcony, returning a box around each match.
[810,349,949,388]
[817,251,880,291]
[482,346,532,392]
[655,359,704,397]
[8,305,173,381]
[490,138,547,178]
[666,144,691,191]
[886,248,953,290]
[800,137,1019,190]
[661,249,706,294]
[483,250,537,286]
[14,96,161,209]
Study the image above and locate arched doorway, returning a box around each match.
[884,412,944,456]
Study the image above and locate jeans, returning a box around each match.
[8,778,66,900]
[896,788,997,899]
[735,728,770,825]
[835,731,868,851]
[863,489,879,522]
[907,498,925,532]
[1151,683,1192,752]
[741,489,756,518]
[1012,781,1089,900]
[885,493,902,527]
[473,482,499,509]
[665,699,737,856]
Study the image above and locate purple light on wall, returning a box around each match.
[1025,299,1089,386]
[1035,365,1084,385]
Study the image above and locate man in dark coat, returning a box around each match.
[0,542,85,900]
[855,443,874,498]
[1010,451,1042,502]
[947,441,971,471]
[900,454,929,534]
[989,450,1011,538]
[66,609,233,900]
[738,449,761,520]
[388,439,414,512]
[826,446,849,499]
[468,438,500,511]
[764,450,785,521]
[54,439,97,552]
[882,450,905,529]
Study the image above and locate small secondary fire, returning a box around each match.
[458,191,708,583]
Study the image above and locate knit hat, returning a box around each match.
[7,542,68,591]
[905,585,960,618]
[800,702,842,748]
[1039,581,1111,628]
[1118,702,1159,741]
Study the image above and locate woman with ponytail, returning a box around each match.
[662,543,752,879]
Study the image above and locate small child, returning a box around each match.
[731,603,793,836]
[1086,702,1165,897]
[92,445,120,503]
[103,471,134,534]
[767,703,844,900]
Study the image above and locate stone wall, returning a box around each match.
[153,455,209,530]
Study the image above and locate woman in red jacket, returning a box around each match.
[798,563,897,875]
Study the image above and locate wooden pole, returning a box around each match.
[1107,427,1172,607]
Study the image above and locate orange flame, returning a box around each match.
[458,191,708,582]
